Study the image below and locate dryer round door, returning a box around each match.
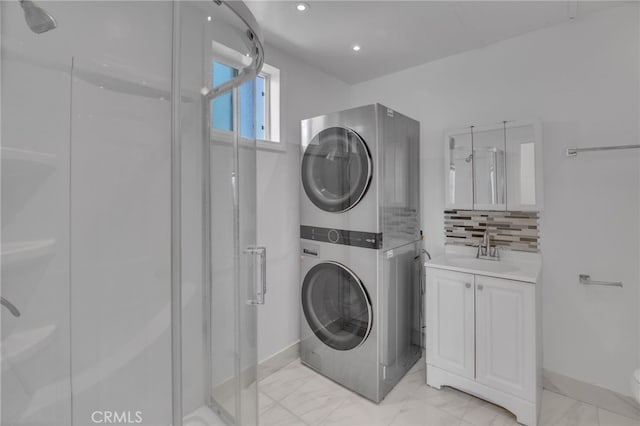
[301,127,372,212]
[301,261,373,351]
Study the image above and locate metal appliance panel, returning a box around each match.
[300,104,421,249]
[301,105,380,233]
[379,241,423,397]
[299,239,422,402]
[300,225,382,249]
[300,240,381,401]
[378,107,421,249]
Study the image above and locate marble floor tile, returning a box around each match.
[539,390,599,426]
[462,398,518,426]
[279,374,352,425]
[259,359,316,401]
[394,368,428,395]
[390,398,462,426]
[409,385,473,419]
[260,403,308,426]
[544,370,640,421]
[259,392,277,415]
[598,408,639,426]
[259,358,621,426]
[321,384,411,426]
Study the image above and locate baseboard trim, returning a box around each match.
[211,341,300,409]
[258,341,300,381]
[543,369,640,420]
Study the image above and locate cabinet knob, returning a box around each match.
[477,284,484,290]
[465,283,471,289]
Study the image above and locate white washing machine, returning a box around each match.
[300,104,421,248]
[300,238,422,402]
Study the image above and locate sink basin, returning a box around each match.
[447,257,519,273]
[427,250,540,283]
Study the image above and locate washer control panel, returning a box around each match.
[300,225,382,249]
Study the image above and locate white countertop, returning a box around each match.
[426,245,541,283]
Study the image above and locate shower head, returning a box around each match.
[20,0,57,34]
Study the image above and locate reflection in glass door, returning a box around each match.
[179,2,264,424]
[204,80,259,426]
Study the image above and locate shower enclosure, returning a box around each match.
[1,1,264,425]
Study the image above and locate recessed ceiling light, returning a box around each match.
[296,3,309,12]
[352,44,361,52]
[207,16,212,21]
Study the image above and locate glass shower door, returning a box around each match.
[234,78,261,426]
[194,3,263,422]
[178,2,263,424]
[205,81,260,426]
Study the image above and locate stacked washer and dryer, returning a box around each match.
[299,103,422,403]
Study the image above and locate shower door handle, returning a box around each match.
[246,246,267,305]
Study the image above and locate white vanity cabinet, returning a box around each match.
[475,275,536,401]
[425,269,475,379]
[425,259,541,426]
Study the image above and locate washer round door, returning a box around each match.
[301,261,373,351]
[301,127,372,212]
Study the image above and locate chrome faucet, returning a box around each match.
[1,297,21,317]
[477,229,500,261]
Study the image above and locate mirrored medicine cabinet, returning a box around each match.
[445,120,543,211]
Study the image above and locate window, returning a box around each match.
[211,61,235,132]
[210,41,280,146]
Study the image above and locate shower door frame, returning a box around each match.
[178,1,265,425]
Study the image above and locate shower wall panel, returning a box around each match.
[2,2,177,425]
[1,3,72,424]
[66,3,174,425]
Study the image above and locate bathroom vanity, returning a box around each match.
[425,246,542,426]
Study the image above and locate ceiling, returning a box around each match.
[245,1,620,84]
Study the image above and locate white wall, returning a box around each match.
[256,44,351,362]
[350,5,640,396]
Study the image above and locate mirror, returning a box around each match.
[444,120,542,212]
[445,131,473,209]
[506,123,538,210]
[473,127,506,209]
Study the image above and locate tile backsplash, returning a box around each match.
[444,210,540,253]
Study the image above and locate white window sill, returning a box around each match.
[256,139,286,153]
[211,130,285,153]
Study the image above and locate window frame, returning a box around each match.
[210,41,282,151]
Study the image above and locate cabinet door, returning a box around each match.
[444,131,474,209]
[475,276,535,400]
[426,268,475,379]
[473,127,506,211]
[505,121,543,211]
